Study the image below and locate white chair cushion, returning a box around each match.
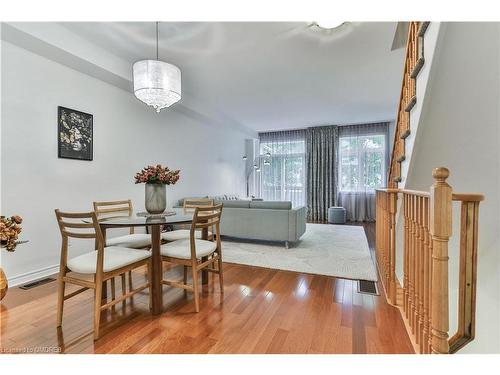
[106,233,151,248]
[161,229,204,241]
[160,239,217,260]
[67,246,151,274]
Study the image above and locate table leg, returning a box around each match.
[201,227,209,285]
[101,227,108,302]
[150,225,163,315]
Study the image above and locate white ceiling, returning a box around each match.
[57,22,404,132]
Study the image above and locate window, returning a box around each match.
[258,132,306,207]
[339,134,386,192]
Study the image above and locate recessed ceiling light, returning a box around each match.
[312,21,345,30]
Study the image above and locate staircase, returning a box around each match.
[377,22,486,354]
[389,22,430,187]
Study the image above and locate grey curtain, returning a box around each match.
[306,126,338,222]
[337,122,389,222]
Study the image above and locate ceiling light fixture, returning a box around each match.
[313,20,345,30]
[133,22,181,113]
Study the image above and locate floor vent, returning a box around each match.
[19,277,56,290]
[358,280,379,295]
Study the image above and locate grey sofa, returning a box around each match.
[175,198,306,247]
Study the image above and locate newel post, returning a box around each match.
[429,167,452,354]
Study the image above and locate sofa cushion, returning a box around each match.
[217,200,251,208]
[249,201,292,210]
[210,194,240,201]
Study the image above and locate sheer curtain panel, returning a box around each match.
[337,122,389,221]
[258,130,306,208]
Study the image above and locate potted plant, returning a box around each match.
[0,215,26,300]
[135,164,180,214]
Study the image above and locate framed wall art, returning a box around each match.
[58,106,93,161]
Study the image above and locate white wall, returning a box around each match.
[399,22,441,188]
[0,41,256,285]
[404,23,500,353]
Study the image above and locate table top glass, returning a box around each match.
[98,208,193,227]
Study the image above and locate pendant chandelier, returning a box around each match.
[133,22,181,112]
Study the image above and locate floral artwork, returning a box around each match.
[0,215,23,252]
[134,164,181,185]
[58,106,93,161]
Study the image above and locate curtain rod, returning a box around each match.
[257,120,393,134]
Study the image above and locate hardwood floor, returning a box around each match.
[0,223,413,354]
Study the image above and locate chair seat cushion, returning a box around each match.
[67,247,151,274]
[160,239,217,259]
[161,229,206,241]
[106,233,151,248]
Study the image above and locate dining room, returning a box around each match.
[4,3,485,362]
[0,16,412,355]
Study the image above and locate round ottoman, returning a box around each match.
[328,206,346,224]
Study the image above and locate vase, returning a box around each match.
[0,268,7,301]
[145,183,166,214]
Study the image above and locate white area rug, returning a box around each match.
[222,223,378,281]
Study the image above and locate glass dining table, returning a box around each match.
[98,208,210,315]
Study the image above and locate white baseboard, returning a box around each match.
[7,264,59,287]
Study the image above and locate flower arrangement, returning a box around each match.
[134,164,181,185]
[0,215,23,252]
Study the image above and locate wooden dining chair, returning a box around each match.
[161,198,214,242]
[55,209,152,340]
[93,200,151,292]
[160,204,223,312]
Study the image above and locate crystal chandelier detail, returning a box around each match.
[133,22,181,112]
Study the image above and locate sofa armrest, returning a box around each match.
[288,206,307,241]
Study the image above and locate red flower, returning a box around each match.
[12,215,23,224]
[134,164,181,185]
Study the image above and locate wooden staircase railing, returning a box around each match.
[376,167,484,354]
[389,21,430,187]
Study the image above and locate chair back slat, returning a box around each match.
[183,198,214,212]
[191,204,223,233]
[180,198,214,230]
[93,200,130,207]
[61,231,97,239]
[194,221,218,230]
[55,209,102,241]
[59,221,95,229]
[93,199,134,234]
[198,211,220,218]
[95,206,130,215]
[55,211,95,219]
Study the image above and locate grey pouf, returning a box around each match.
[328,206,346,224]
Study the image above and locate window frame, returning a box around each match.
[338,132,387,193]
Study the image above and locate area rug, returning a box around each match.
[221,223,377,281]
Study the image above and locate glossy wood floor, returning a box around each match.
[0,223,413,354]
